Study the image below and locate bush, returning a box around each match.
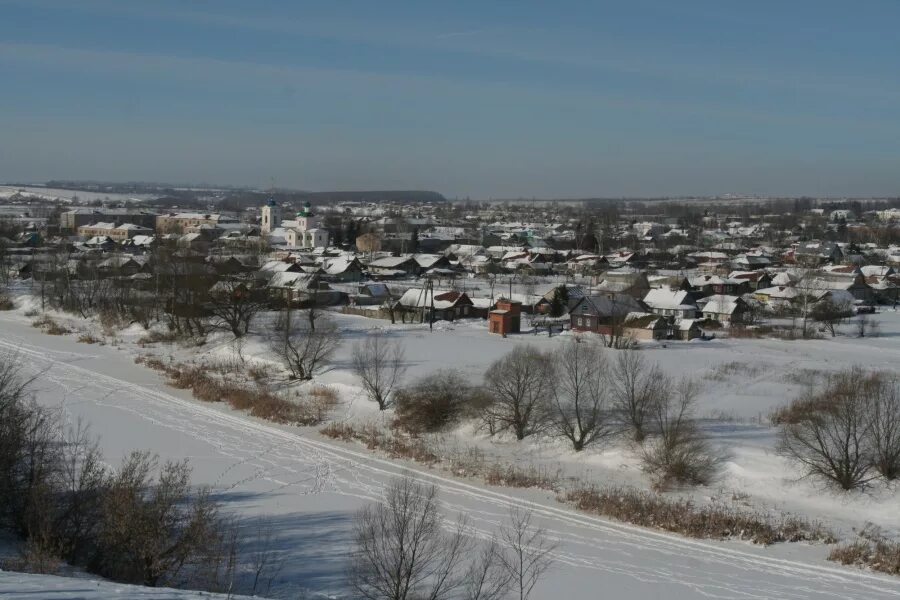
[639,378,723,489]
[394,370,477,434]
[484,463,561,492]
[31,316,71,335]
[77,333,102,344]
[828,526,900,576]
[0,295,14,311]
[565,485,834,545]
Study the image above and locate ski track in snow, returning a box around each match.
[0,333,898,599]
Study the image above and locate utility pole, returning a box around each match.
[283,287,291,357]
[428,278,435,331]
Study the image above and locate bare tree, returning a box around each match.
[640,377,722,487]
[483,346,553,440]
[855,313,880,338]
[206,277,267,338]
[610,350,663,442]
[352,331,406,410]
[810,297,852,337]
[247,518,285,597]
[551,338,615,451]
[865,372,900,480]
[776,368,877,490]
[95,452,227,587]
[498,508,557,600]
[463,537,512,600]
[270,315,341,380]
[349,476,471,600]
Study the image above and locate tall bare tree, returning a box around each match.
[641,377,721,487]
[483,346,553,440]
[498,508,557,600]
[349,476,471,600]
[551,338,615,451]
[271,315,341,380]
[206,277,266,338]
[864,372,900,480]
[352,331,406,410]
[776,368,877,490]
[610,350,663,442]
[810,297,852,337]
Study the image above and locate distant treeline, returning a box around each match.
[218,190,447,212]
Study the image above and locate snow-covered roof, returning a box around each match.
[701,294,742,315]
[643,288,696,310]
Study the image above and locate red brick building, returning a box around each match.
[488,299,522,336]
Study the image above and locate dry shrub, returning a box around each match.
[783,368,822,387]
[160,361,335,426]
[565,485,834,545]
[191,376,224,402]
[247,392,303,424]
[23,308,40,317]
[830,540,900,575]
[137,330,179,346]
[828,526,900,575]
[703,361,766,381]
[135,355,168,372]
[769,393,834,425]
[484,464,561,492]
[77,333,102,344]
[394,370,477,434]
[248,363,272,383]
[0,295,14,311]
[32,316,71,335]
[319,421,439,463]
[204,356,245,376]
[165,364,205,390]
[3,536,64,575]
[305,386,340,422]
[321,422,357,442]
[98,309,126,333]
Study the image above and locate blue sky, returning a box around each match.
[1,0,899,198]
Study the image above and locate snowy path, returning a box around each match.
[0,320,898,599]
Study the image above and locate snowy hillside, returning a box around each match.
[0,570,255,599]
[2,297,900,598]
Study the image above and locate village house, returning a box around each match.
[621,312,668,341]
[395,288,475,321]
[642,288,700,319]
[793,241,843,266]
[77,222,154,242]
[698,294,749,325]
[366,255,421,277]
[593,270,651,299]
[156,212,239,234]
[568,293,647,334]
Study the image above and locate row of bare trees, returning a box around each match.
[348,335,721,488]
[351,475,555,600]
[480,341,720,487]
[776,367,900,490]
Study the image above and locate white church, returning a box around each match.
[261,199,329,249]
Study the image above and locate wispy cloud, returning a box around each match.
[435,29,486,39]
[3,0,897,104]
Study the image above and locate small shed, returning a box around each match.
[489,299,522,336]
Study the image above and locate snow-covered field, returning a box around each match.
[0,185,156,204]
[2,297,900,598]
[0,570,255,600]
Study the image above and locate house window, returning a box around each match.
[577,317,583,327]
